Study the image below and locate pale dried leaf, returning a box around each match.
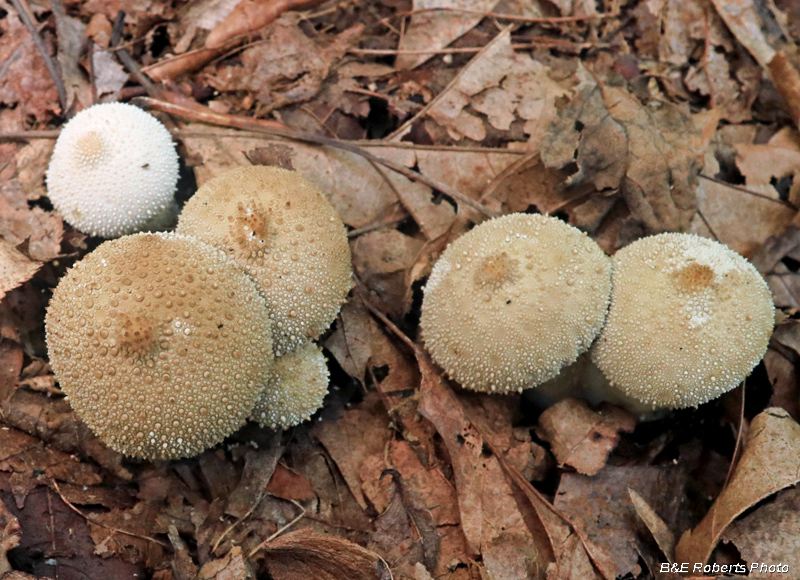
[676,408,800,565]
[93,49,129,100]
[536,399,635,476]
[0,241,40,303]
[396,0,500,71]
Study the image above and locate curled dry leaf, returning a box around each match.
[542,75,706,235]
[628,488,675,564]
[720,487,800,578]
[676,408,800,565]
[535,399,635,476]
[260,528,390,580]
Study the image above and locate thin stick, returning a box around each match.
[699,173,799,210]
[136,96,497,219]
[9,0,68,114]
[398,6,620,23]
[247,500,306,557]
[110,11,163,98]
[349,39,589,55]
[50,479,169,548]
[384,29,511,142]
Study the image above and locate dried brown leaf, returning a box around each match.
[0,7,60,121]
[0,242,40,304]
[0,495,21,576]
[204,15,361,113]
[395,0,501,71]
[676,408,800,565]
[542,78,706,234]
[535,399,635,476]
[314,393,392,512]
[555,466,687,578]
[261,528,389,580]
[266,464,314,502]
[204,0,320,49]
[421,30,568,144]
[417,354,543,577]
[756,229,800,308]
[720,487,800,578]
[199,546,253,579]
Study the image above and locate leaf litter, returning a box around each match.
[2,0,800,578]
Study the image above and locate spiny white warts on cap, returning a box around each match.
[421,213,612,394]
[592,233,775,409]
[250,342,329,430]
[45,233,275,460]
[177,166,352,357]
[46,103,179,238]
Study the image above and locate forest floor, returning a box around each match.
[2,0,800,579]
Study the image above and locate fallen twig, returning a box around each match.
[136,95,497,219]
[9,0,68,114]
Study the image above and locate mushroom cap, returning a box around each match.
[250,342,329,429]
[45,232,275,460]
[46,102,179,238]
[420,213,612,393]
[591,233,775,409]
[176,166,352,356]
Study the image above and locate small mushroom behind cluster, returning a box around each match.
[592,233,775,409]
[420,213,612,393]
[250,342,329,430]
[45,233,275,460]
[46,103,180,238]
[176,166,352,356]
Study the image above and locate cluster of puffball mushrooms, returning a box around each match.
[43,103,776,462]
[45,103,351,460]
[421,214,775,415]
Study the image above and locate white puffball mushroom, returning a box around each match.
[420,213,612,394]
[592,233,775,410]
[46,102,180,238]
[250,342,329,430]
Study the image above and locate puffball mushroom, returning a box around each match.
[45,232,275,460]
[421,213,612,393]
[46,102,179,238]
[176,166,352,356]
[592,233,775,410]
[250,342,329,430]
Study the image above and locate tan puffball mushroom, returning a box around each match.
[45,232,275,460]
[46,102,180,238]
[420,213,612,393]
[176,166,352,356]
[250,342,329,429]
[592,233,775,410]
